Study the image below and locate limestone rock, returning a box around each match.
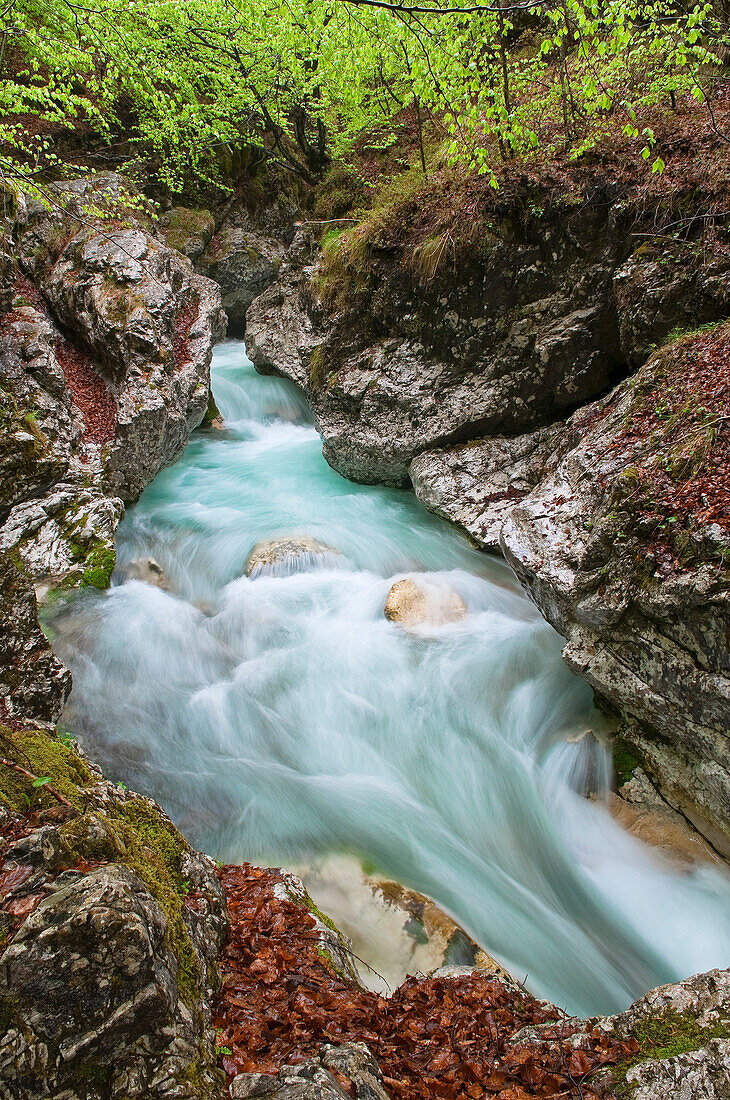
[0,308,79,511]
[0,551,70,725]
[195,201,300,335]
[610,768,722,868]
[245,536,343,578]
[160,206,215,262]
[499,342,730,856]
[122,556,169,589]
[248,196,730,488]
[245,231,321,389]
[230,1043,390,1100]
[0,483,123,589]
[384,576,466,628]
[409,424,566,552]
[624,1038,730,1100]
[0,783,227,1100]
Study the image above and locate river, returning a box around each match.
[49,340,730,1017]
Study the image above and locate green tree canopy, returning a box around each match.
[0,0,727,195]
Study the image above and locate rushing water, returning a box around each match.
[50,341,730,1017]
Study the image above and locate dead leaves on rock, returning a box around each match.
[214,864,635,1099]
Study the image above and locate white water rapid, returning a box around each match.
[49,342,730,1017]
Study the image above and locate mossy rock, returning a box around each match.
[609,1009,730,1096]
[0,726,94,813]
[0,726,206,1010]
[161,207,215,260]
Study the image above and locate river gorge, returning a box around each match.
[46,341,730,1021]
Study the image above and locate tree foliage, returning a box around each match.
[0,0,728,194]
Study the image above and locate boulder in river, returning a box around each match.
[123,556,169,589]
[384,576,466,628]
[245,536,343,578]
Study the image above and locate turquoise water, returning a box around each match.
[51,341,730,1016]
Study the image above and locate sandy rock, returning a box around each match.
[245,536,343,578]
[384,577,466,628]
[610,768,722,868]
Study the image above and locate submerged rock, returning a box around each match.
[245,536,343,578]
[384,576,466,628]
[122,556,169,589]
[296,854,511,997]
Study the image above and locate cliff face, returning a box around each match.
[501,325,730,857]
[246,186,730,487]
[0,175,229,1098]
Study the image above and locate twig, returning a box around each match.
[0,757,73,808]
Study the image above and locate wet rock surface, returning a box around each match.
[296,854,511,997]
[499,342,730,857]
[384,576,466,628]
[245,535,343,578]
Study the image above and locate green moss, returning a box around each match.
[0,726,94,812]
[612,735,640,787]
[162,207,214,254]
[609,1009,730,1096]
[80,544,116,589]
[200,389,221,427]
[113,798,201,1007]
[0,726,205,1013]
[57,799,202,1008]
[303,893,341,935]
[308,344,330,390]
